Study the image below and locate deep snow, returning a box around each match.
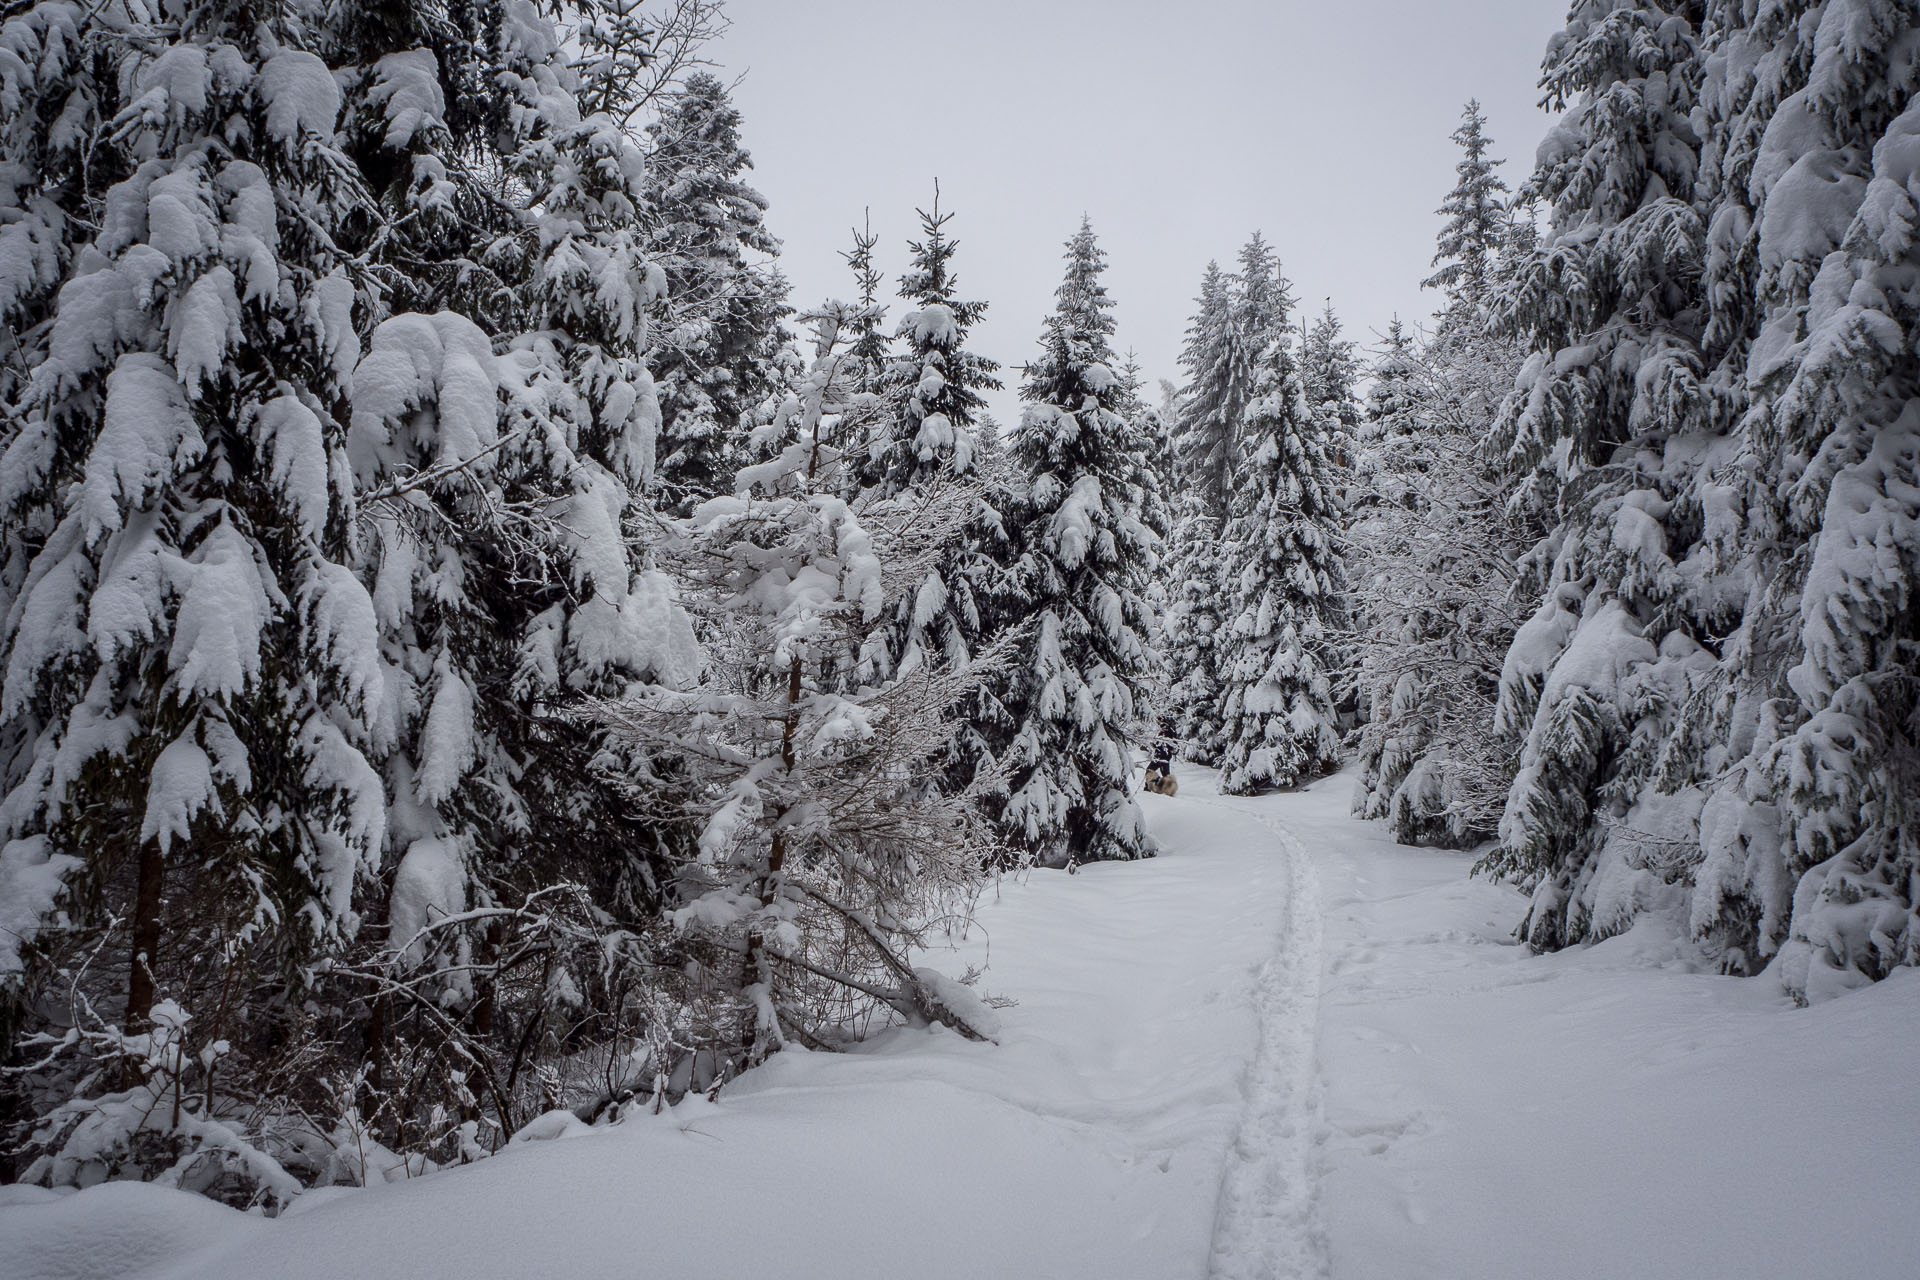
[6,766,1917,1279]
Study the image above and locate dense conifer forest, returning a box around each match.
[0,3,1913,1250]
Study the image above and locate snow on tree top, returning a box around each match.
[258,50,341,146]
[369,50,447,149]
[902,303,958,349]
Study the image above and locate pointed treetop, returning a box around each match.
[900,180,973,315]
[1057,216,1115,332]
[1236,232,1293,341]
[841,210,888,390]
[843,209,883,307]
[1424,99,1508,305]
[1303,300,1361,421]
[1365,315,1422,433]
[1023,217,1118,404]
[1182,261,1230,363]
[645,71,781,258]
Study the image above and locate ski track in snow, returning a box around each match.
[1197,796,1332,1280]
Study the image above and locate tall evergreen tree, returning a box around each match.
[1216,308,1346,794]
[854,195,1012,797]
[862,191,1001,497]
[995,220,1158,866]
[1164,237,1294,762]
[1116,350,1174,548]
[586,303,1000,1072]
[642,71,787,512]
[1161,264,1237,763]
[838,212,890,400]
[1235,231,1292,350]
[1348,103,1530,846]
[1171,234,1290,520]
[1162,500,1232,763]
[0,0,697,1195]
[1473,0,1920,1002]
[0,0,399,1052]
[1689,0,1920,997]
[1477,0,1725,952]
[1348,316,1528,846]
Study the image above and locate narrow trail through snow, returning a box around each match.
[1197,797,1331,1280]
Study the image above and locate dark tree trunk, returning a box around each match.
[123,838,164,1087]
[126,838,164,1032]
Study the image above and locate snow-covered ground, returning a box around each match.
[1285,774,1920,1280]
[7,765,1918,1279]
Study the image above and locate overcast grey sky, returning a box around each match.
[708,0,1562,425]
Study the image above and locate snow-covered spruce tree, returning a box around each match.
[1146,375,1188,557]
[1161,498,1231,763]
[974,412,1007,481]
[1116,351,1174,551]
[585,303,1000,1074]
[1350,322,1420,787]
[848,195,1014,802]
[1235,231,1293,354]
[642,71,787,513]
[1160,264,1235,762]
[861,192,1001,498]
[0,0,699,1198]
[0,4,412,1192]
[1216,312,1346,794]
[1172,234,1290,520]
[1163,237,1290,762]
[1349,323,1441,831]
[1476,0,1730,952]
[338,7,710,1156]
[995,220,1159,866]
[1138,368,1180,497]
[1171,261,1246,519]
[1120,355,1179,744]
[1683,0,1920,998]
[1359,318,1420,446]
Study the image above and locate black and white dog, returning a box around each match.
[1143,747,1178,797]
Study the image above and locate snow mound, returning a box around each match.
[0,1181,259,1280]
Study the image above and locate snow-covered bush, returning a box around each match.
[585,305,1003,1072]
[17,999,304,1211]
[1348,314,1529,846]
